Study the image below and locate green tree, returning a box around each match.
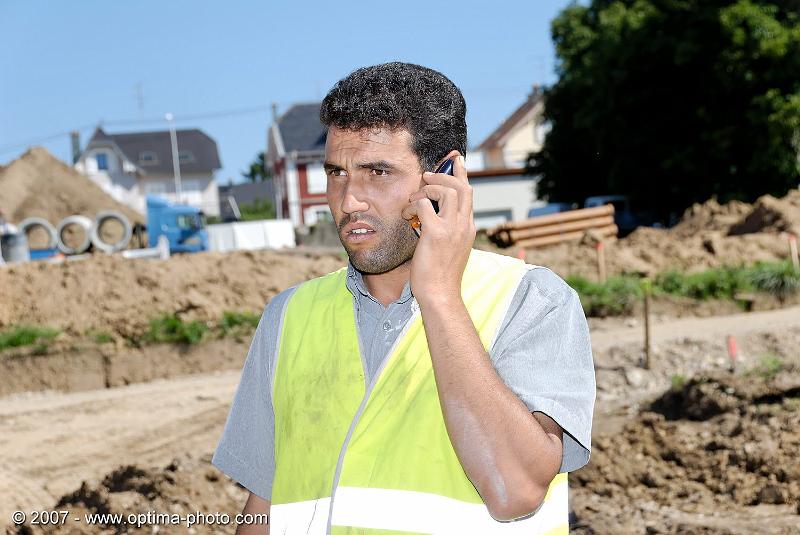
[529,0,800,223]
[242,151,270,183]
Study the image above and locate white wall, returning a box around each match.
[303,204,331,227]
[139,173,220,216]
[285,161,301,226]
[470,175,538,229]
[77,149,145,215]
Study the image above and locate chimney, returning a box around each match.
[70,131,81,164]
[271,102,279,122]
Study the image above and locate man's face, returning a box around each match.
[324,126,423,274]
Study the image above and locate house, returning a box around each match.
[465,86,551,228]
[266,91,549,229]
[75,127,222,216]
[266,103,329,227]
[469,167,544,229]
[472,86,548,169]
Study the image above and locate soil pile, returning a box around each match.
[14,456,248,535]
[0,249,344,339]
[0,147,143,229]
[498,192,800,279]
[729,190,800,236]
[571,372,800,534]
[671,197,754,238]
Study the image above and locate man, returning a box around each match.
[213,62,595,534]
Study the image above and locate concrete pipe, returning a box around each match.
[18,217,58,249]
[91,211,132,253]
[56,215,94,254]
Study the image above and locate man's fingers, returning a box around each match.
[401,198,438,225]
[409,185,459,217]
[453,154,468,180]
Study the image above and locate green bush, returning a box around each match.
[747,261,800,303]
[240,198,276,221]
[566,275,642,316]
[654,266,751,300]
[219,311,260,336]
[144,314,208,345]
[0,325,60,351]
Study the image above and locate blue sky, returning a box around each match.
[0,0,570,184]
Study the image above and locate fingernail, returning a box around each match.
[459,155,466,166]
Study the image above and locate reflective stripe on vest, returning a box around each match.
[272,249,569,535]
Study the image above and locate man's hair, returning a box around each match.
[320,62,467,171]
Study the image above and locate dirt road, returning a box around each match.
[590,304,800,352]
[1,305,798,530]
[0,371,240,526]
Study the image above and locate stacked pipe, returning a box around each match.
[19,212,133,255]
[487,204,618,248]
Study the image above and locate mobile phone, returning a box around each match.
[410,157,455,236]
[430,158,455,214]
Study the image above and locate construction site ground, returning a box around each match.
[2,303,798,534]
[2,149,800,533]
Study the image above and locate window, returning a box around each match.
[178,150,195,163]
[177,214,201,230]
[181,179,203,205]
[143,181,167,195]
[315,209,333,222]
[182,179,201,191]
[96,153,108,171]
[306,163,327,194]
[139,151,158,165]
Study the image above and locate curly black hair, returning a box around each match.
[320,62,467,172]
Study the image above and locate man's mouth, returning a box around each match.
[345,228,376,242]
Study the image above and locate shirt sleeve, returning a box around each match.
[211,286,297,500]
[489,266,596,473]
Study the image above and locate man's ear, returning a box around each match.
[434,150,462,170]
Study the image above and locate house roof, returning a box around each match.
[84,127,222,175]
[218,180,275,207]
[468,167,528,179]
[474,87,544,151]
[277,103,326,154]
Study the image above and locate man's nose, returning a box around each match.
[341,182,370,214]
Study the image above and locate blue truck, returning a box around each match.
[145,195,208,253]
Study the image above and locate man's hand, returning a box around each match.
[402,154,475,303]
[236,492,270,535]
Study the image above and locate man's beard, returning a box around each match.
[338,214,418,274]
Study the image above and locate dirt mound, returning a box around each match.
[0,249,344,339]
[671,197,754,238]
[0,147,143,232]
[15,456,248,534]
[499,190,800,279]
[571,372,800,534]
[729,190,800,236]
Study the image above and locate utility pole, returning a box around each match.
[166,113,182,203]
[135,83,144,116]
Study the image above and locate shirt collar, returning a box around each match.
[346,261,415,305]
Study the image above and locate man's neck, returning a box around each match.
[361,262,412,307]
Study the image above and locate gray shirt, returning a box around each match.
[212,262,596,500]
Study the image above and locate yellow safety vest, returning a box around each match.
[271,249,569,534]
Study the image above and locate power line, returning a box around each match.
[0,123,96,156]
[0,103,275,157]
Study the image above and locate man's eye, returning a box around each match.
[371,169,389,176]
[328,169,347,177]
